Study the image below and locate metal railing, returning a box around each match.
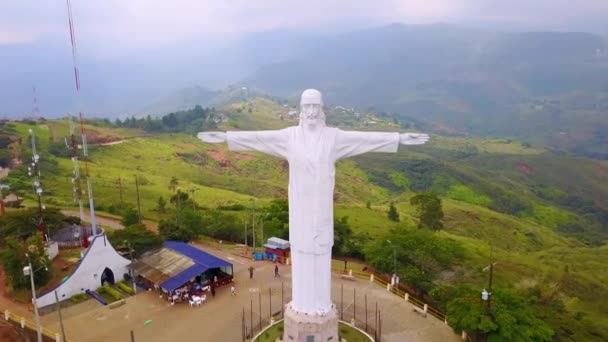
[331,266,448,323]
[2,308,68,342]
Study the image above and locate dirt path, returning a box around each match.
[60,210,158,232]
[60,210,125,230]
[0,267,31,318]
[97,139,127,146]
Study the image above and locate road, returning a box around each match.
[40,244,459,342]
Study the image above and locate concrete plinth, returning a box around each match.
[283,302,339,342]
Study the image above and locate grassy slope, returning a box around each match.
[7,98,608,336]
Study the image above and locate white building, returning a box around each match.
[36,233,130,308]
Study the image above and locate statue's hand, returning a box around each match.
[197,132,227,143]
[399,133,430,145]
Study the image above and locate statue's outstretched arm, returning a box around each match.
[197,132,226,143]
[335,130,400,160]
[399,133,430,145]
[198,129,289,158]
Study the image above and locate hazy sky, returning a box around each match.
[2,1,607,54]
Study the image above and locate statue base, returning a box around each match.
[283,302,339,342]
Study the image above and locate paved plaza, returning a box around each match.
[40,245,459,342]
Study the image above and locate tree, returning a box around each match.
[261,199,289,240]
[168,177,179,193]
[447,287,554,341]
[170,190,189,206]
[121,208,140,227]
[107,224,162,257]
[387,202,400,222]
[158,220,196,242]
[333,216,352,256]
[410,192,444,230]
[333,216,367,258]
[156,196,167,214]
[364,229,463,293]
[0,234,51,289]
[0,207,73,241]
[201,210,243,242]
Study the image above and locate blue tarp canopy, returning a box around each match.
[159,241,232,292]
[160,264,208,292]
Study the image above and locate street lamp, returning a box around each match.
[24,253,46,342]
[124,240,137,294]
[73,227,81,249]
[482,262,497,313]
[386,240,397,285]
[29,129,45,240]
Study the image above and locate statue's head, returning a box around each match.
[299,89,325,128]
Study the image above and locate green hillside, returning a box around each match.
[2,98,607,340]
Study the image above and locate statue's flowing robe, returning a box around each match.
[227,126,399,312]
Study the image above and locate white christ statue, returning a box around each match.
[198,89,429,316]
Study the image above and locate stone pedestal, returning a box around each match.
[283,302,339,342]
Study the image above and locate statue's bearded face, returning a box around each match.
[301,103,322,121]
[299,89,325,127]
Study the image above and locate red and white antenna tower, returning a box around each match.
[65,0,98,243]
[32,86,40,119]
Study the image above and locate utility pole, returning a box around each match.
[176,190,181,229]
[54,291,67,342]
[260,216,264,247]
[117,177,124,206]
[488,262,494,312]
[244,222,248,252]
[386,240,397,284]
[189,188,198,210]
[135,176,142,224]
[251,200,256,252]
[24,254,42,342]
[126,241,137,294]
[482,243,496,314]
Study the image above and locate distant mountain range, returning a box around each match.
[2,24,607,158]
[239,24,608,158]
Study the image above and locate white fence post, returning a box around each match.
[404,293,409,302]
[386,283,390,291]
[423,304,428,313]
[4,310,9,320]
[370,274,374,282]
[348,269,352,277]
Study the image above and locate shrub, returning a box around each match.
[101,285,123,301]
[117,281,134,295]
[217,204,247,211]
[70,293,89,303]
